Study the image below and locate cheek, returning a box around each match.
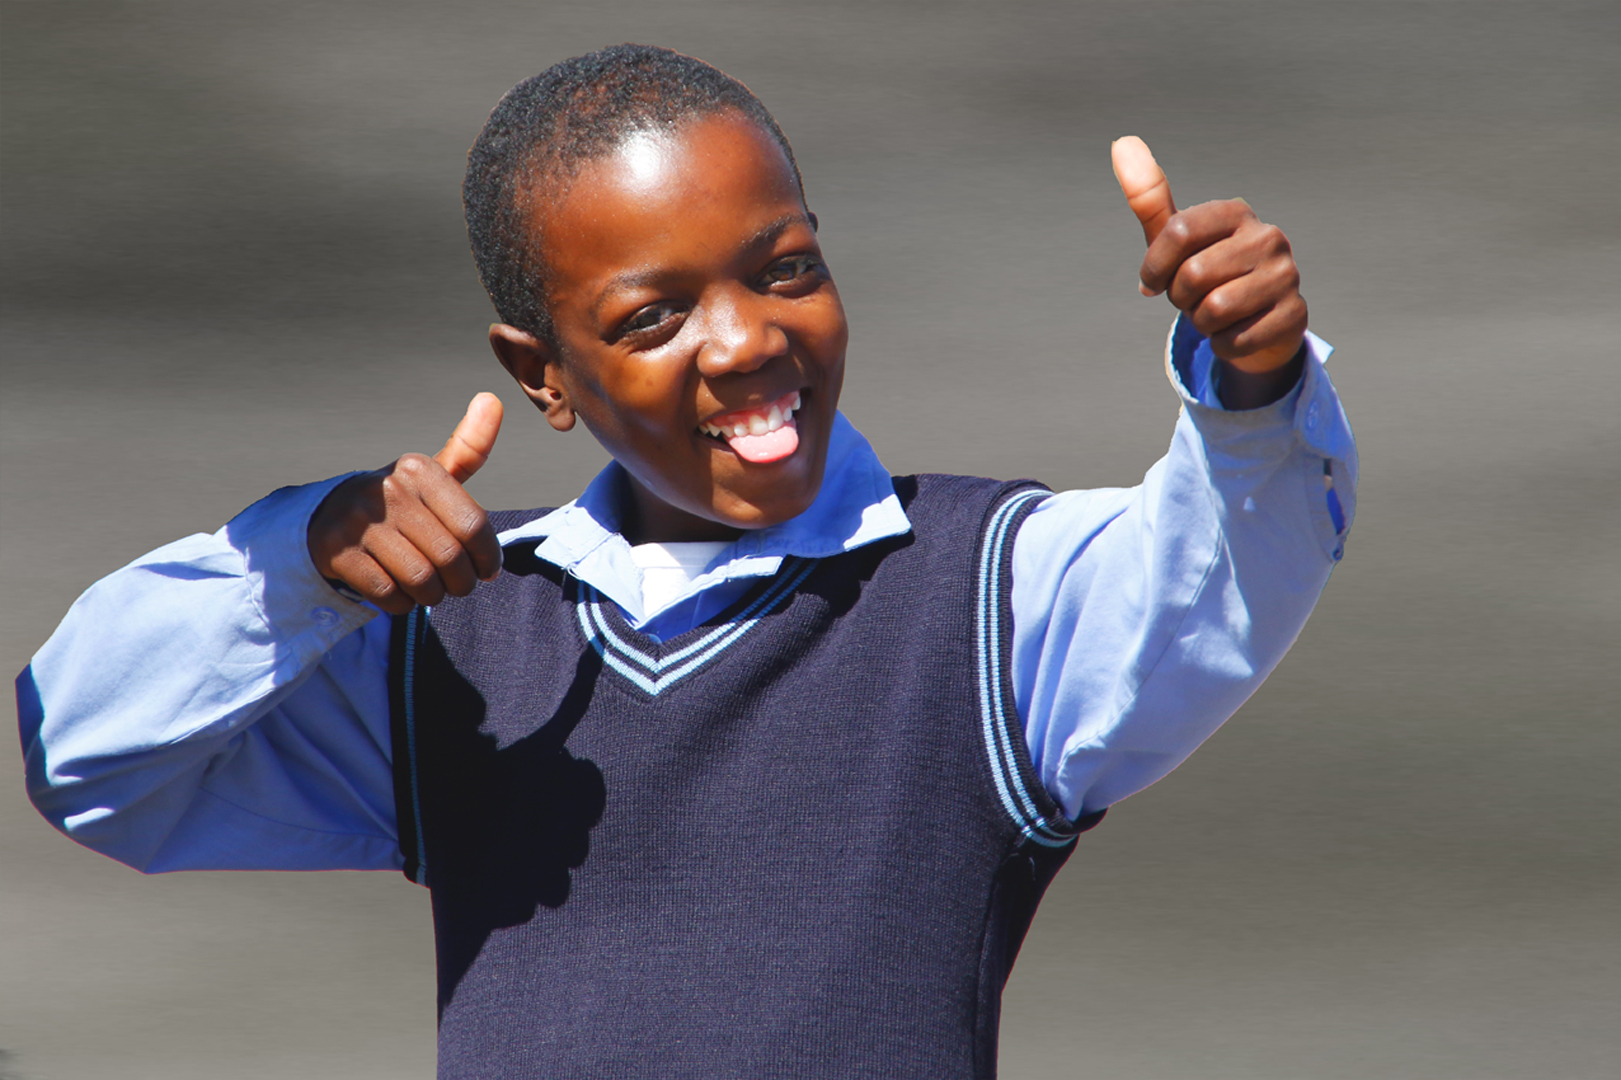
[823,290,851,353]
[574,359,695,448]
[795,292,850,367]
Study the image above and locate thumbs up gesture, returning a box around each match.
[1112,137,1307,393]
[308,393,505,614]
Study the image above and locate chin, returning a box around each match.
[715,472,823,531]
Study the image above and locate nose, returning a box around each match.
[696,289,788,377]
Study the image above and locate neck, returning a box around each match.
[621,474,745,546]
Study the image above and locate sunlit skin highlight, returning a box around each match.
[488,113,847,543]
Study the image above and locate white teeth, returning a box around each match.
[700,393,799,441]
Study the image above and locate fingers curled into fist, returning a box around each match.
[307,394,504,615]
[1141,200,1307,372]
[1111,137,1308,377]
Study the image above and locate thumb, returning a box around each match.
[434,392,504,484]
[1111,136,1178,246]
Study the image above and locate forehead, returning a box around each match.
[531,113,807,299]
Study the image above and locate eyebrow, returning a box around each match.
[742,212,813,252]
[594,212,814,316]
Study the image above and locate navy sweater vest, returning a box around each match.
[390,474,1103,1079]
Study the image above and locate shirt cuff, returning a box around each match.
[1164,314,1358,560]
[1166,315,1349,444]
[221,473,379,647]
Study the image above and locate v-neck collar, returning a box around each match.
[574,557,818,696]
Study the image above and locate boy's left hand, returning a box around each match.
[1112,136,1306,405]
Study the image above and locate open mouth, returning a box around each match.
[698,390,803,464]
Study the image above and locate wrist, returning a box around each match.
[211,474,380,654]
[1217,343,1306,410]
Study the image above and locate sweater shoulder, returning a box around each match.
[892,473,1050,538]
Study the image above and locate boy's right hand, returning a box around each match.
[308,393,505,614]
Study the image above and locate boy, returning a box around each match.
[18,44,1355,1078]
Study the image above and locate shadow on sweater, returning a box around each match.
[414,603,608,1018]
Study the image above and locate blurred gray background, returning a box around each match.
[2,1,1615,1077]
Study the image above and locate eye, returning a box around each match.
[617,300,686,340]
[760,254,826,289]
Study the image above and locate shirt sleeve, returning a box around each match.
[16,475,405,873]
[1010,315,1357,820]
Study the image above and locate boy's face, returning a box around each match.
[496,111,848,543]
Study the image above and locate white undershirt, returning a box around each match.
[629,540,733,618]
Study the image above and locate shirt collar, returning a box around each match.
[496,411,910,618]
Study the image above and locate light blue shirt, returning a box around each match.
[17,318,1356,874]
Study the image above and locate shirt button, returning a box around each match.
[311,606,340,626]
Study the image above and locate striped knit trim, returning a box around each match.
[577,558,818,696]
[975,488,1078,848]
[401,606,430,885]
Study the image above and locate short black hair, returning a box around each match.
[464,44,804,345]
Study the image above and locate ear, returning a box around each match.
[488,323,575,432]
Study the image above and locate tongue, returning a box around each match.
[726,418,799,464]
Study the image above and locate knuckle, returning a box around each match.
[399,561,437,589]
[1170,274,1201,307]
[378,472,408,503]
[328,548,365,575]
[1164,216,1191,245]
[428,538,465,569]
[394,453,433,479]
[476,544,506,576]
[452,507,490,542]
